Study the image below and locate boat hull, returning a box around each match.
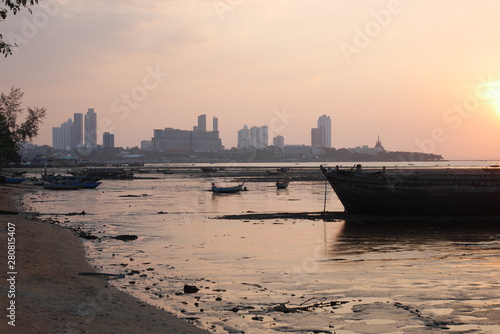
[276,182,289,189]
[43,183,83,190]
[321,165,500,216]
[211,182,244,193]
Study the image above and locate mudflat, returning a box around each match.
[0,185,209,334]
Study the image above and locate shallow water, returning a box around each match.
[24,168,500,333]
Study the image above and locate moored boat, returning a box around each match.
[211,182,244,193]
[276,180,289,189]
[70,167,133,179]
[320,164,500,216]
[43,181,84,190]
[3,176,27,184]
[202,167,218,173]
[80,181,102,189]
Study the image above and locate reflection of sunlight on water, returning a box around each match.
[24,174,500,333]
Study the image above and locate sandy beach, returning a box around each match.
[0,185,210,334]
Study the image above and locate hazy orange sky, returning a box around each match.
[2,0,500,159]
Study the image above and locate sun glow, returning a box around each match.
[475,81,500,116]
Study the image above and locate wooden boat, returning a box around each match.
[321,164,500,216]
[211,182,244,193]
[80,182,102,189]
[31,178,44,186]
[276,180,289,189]
[482,165,500,173]
[3,177,27,184]
[70,167,133,179]
[43,181,83,190]
[201,167,218,172]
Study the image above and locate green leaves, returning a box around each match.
[0,0,40,57]
[0,87,46,163]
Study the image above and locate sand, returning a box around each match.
[0,185,210,334]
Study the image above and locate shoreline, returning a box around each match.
[0,185,210,334]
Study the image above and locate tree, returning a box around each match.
[1,0,39,57]
[0,86,46,164]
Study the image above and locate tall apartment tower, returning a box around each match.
[103,132,115,148]
[273,135,284,149]
[194,114,207,132]
[213,116,218,132]
[312,115,331,148]
[317,115,331,148]
[237,125,250,149]
[84,108,97,146]
[73,113,83,146]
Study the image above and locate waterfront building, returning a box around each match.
[348,136,385,155]
[311,115,331,148]
[141,140,152,151]
[152,115,222,152]
[73,113,83,146]
[273,135,284,149]
[84,108,97,147]
[194,114,207,132]
[52,118,75,150]
[237,125,250,150]
[239,124,268,149]
[283,145,312,155]
[213,116,218,132]
[103,132,115,149]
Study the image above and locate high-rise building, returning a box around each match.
[52,127,62,149]
[238,124,268,149]
[73,113,83,146]
[311,128,322,147]
[311,115,331,148]
[213,116,218,132]
[260,126,268,148]
[194,114,207,132]
[237,125,250,149]
[273,135,284,148]
[103,132,115,148]
[84,108,97,146]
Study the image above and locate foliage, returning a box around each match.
[0,86,46,163]
[0,0,39,57]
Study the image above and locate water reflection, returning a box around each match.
[328,219,500,257]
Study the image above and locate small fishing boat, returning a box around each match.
[31,178,44,186]
[43,181,83,190]
[202,167,218,172]
[4,177,27,184]
[276,180,289,189]
[80,182,102,189]
[211,182,244,193]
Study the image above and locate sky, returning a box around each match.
[2,0,500,159]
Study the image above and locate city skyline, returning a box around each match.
[4,2,500,159]
[53,111,340,151]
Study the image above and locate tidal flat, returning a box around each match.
[23,168,500,333]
